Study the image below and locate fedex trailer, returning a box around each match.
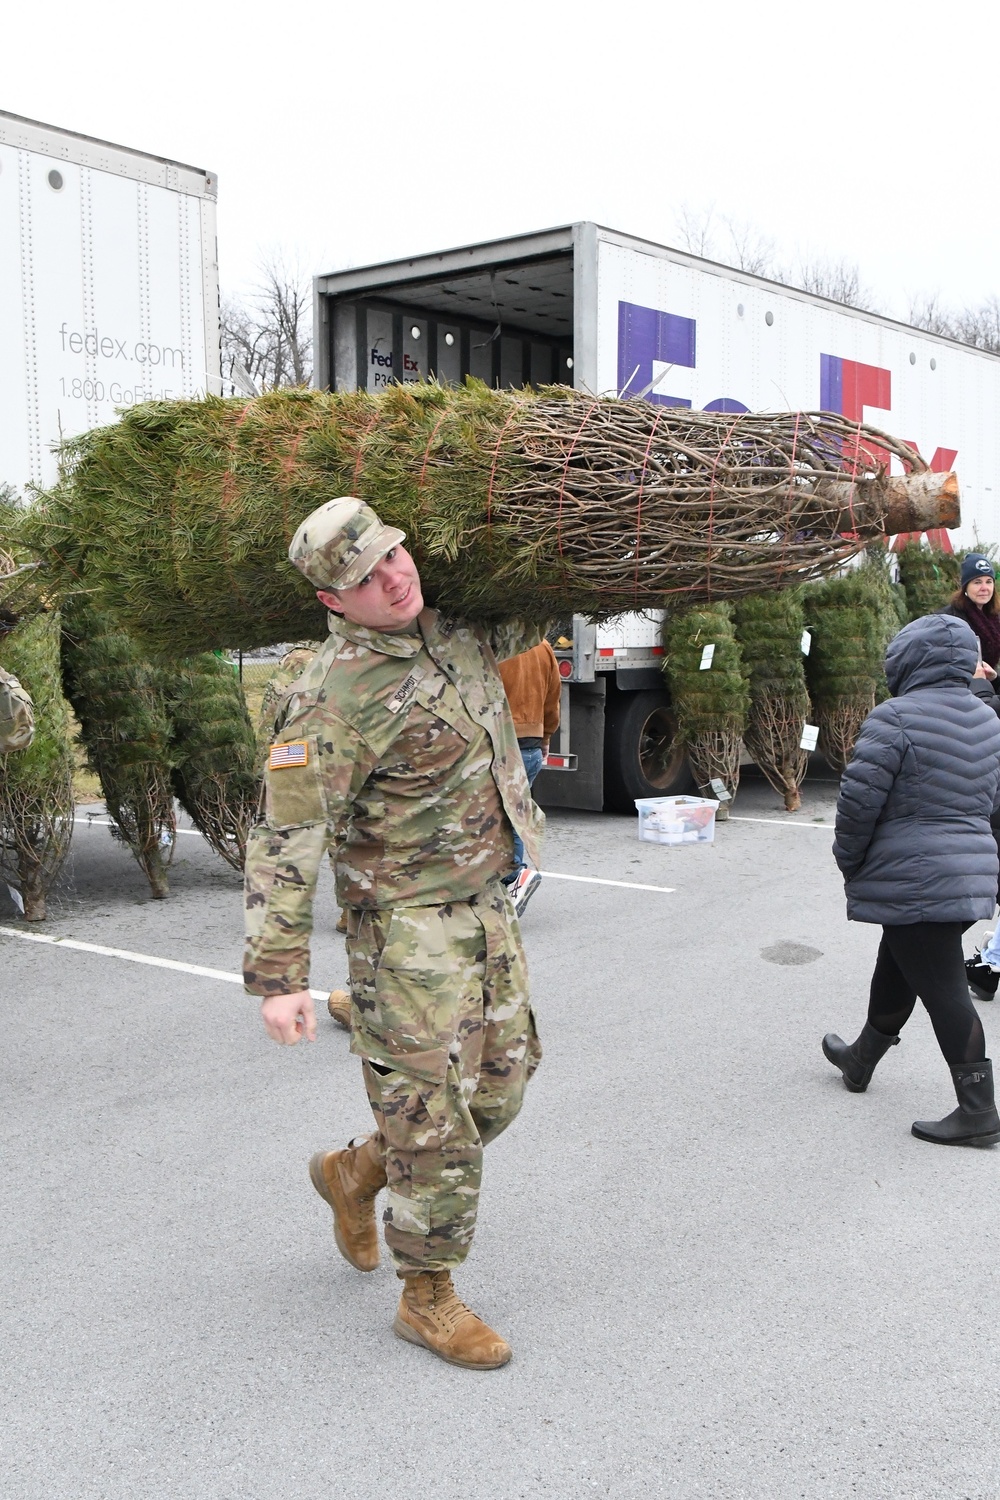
[313,222,1000,810]
[0,110,220,494]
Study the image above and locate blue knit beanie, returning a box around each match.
[960,553,996,588]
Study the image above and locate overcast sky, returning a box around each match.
[5,0,997,321]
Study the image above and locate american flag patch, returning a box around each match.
[269,739,309,771]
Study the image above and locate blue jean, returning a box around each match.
[511,745,545,872]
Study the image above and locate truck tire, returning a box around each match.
[602,688,694,812]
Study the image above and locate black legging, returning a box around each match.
[867,921,985,1065]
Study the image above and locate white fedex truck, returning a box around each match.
[0,110,220,494]
[313,222,1000,810]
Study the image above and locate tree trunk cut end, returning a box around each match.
[884,470,960,535]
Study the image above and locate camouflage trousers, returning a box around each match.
[345,881,541,1273]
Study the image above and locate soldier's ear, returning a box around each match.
[316,589,343,614]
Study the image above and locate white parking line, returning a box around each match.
[728,816,832,829]
[0,925,329,1002]
[74,815,202,837]
[540,871,674,893]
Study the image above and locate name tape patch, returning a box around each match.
[269,739,309,771]
[387,668,424,714]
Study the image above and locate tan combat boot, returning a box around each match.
[393,1271,512,1369]
[327,989,351,1030]
[308,1136,387,1272]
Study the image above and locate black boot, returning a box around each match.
[912,1059,1000,1146]
[966,952,999,1002]
[822,1022,900,1092]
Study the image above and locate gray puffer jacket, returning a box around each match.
[833,613,1000,924]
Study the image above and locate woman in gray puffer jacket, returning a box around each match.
[823,612,1000,1145]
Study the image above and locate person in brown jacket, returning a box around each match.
[498,638,561,915]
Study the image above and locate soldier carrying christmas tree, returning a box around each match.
[244,497,543,1370]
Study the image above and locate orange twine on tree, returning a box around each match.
[47,543,85,589]
[351,408,381,493]
[279,422,308,545]
[704,415,743,601]
[485,406,520,536]
[417,409,450,504]
[219,401,254,608]
[843,419,863,539]
[776,411,802,583]
[555,401,600,557]
[633,408,664,604]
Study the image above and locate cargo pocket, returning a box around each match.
[385,1189,431,1236]
[363,1057,471,1153]
[364,1059,446,1148]
[358,907,464,1083]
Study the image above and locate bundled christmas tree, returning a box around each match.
[165,654,260,871]
[22,385,955,654]
[861,543,908,701]
[895,541,961,620]
[733,591,811,812]
[662,604,750,816]
[61,599,175,899]
[803,557,899,774]
[0,607,75,920]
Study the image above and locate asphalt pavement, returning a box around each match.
[4,771,1000,1500]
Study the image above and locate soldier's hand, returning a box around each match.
[261,991,318,1045]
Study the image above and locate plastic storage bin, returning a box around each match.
[634,795,719,845]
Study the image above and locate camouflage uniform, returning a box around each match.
[0,666,34,753]
[254,647,318,758]
[244,606,544,1272]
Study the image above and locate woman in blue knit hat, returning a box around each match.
[941,552,1000,673]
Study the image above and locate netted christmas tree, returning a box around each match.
[21,385,955,654]
[61,599,176,899]
[896,542,960,620]
[662,604,750,816]
[803,557,900,774]
[165,654,260,871]
[864,542,910,636]
[733,591,811,812]
[0,607,75,921]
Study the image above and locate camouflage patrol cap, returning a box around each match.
[289,498,406,590]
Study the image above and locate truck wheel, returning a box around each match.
[602,689,694,812]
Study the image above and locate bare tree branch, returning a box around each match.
[952,295,1000,354]
[908,291,954,337]
[674,203,718,259]
[220,256,313,393]
[675,205,878,310]
[790,257,881,312]
[906,291,1000,353]
[720,217,777,277]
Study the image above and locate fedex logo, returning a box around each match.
[369,344,421,390]
[617,302,746,412]
[370,348,420,373]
